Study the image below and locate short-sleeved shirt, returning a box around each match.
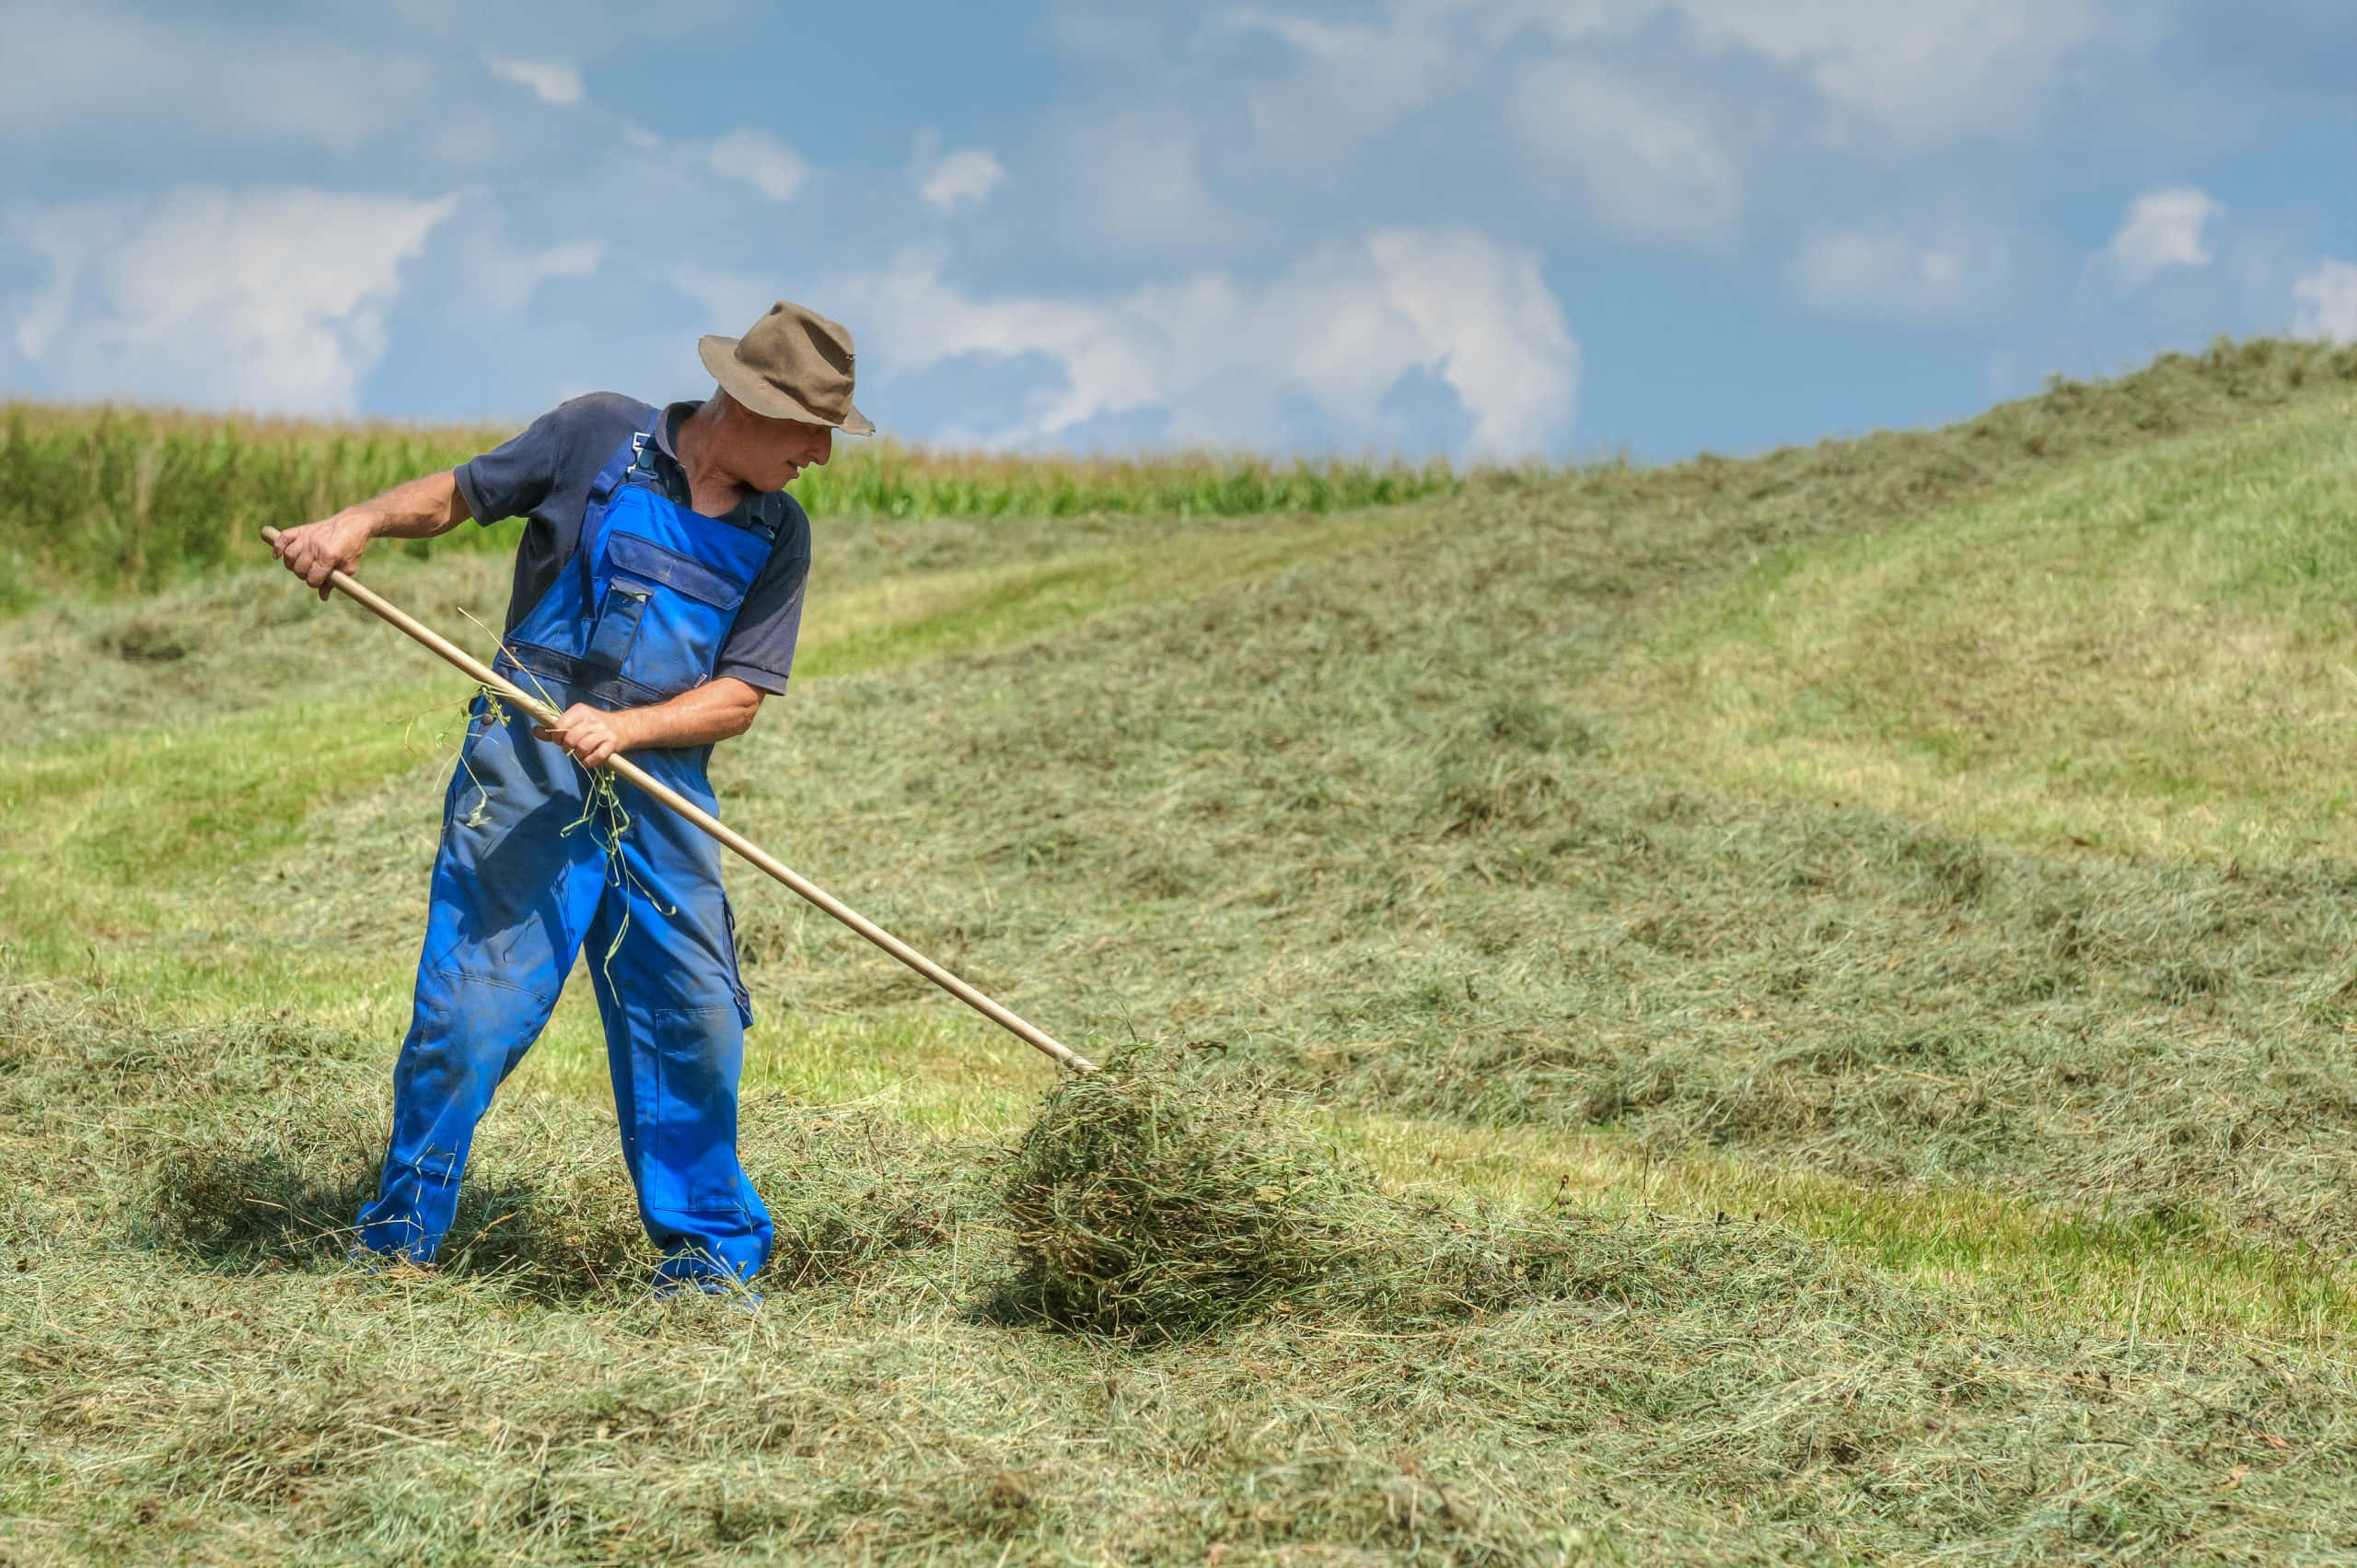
[453,393,811,693]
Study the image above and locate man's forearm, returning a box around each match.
[273,470,471,597]
[615,679,766,749]
[536,679,768,768]
[351,470,472,540]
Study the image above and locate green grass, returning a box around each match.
[0,402,1480,604]
[7,337,2357,1561]
[1602,389,2357,863]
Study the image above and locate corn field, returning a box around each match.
[0,401,1478,605]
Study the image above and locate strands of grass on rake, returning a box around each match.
[454,695,500,830]
[446,606,677,991]
[389,671,502,830]
[561,765,678,992]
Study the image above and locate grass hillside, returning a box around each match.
[5,338,2357,1562]
[1608,391,2357,862]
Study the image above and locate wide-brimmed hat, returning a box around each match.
[698,300,875,435]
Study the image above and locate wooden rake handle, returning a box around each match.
[261,527,1096,1074]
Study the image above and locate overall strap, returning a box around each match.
[575,410,665,600]
[586,412,664,525]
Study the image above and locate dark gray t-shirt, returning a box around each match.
[453,392,811,693]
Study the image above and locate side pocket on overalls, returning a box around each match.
[720,895,754,1028]
[603,532,750,697]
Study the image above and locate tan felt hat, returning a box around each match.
[698,300,875,435]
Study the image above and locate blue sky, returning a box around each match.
[2,0,2350,461]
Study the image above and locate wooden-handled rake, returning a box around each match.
[261,527,1096,1074]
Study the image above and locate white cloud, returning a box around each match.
[696,228,1576,456]
[2293,259,2357,343]
[706,129,807,202]
[484,56,584,108]
[1219,0,2113,166]
[0,3,428,152]
[1509,63,1739,246]
[915,138,1008,215]
[1363,228,1580,453]
[533,239,604,282]
[2104,187,2223,287]
[470,238,605,313]
[10,186,457,413]
[1063,115,1242,253]
[1219,6,1473,168]
[1788,223,2008,319]
[1666,0,2107,144]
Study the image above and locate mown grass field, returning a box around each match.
[5,338,2357,1562]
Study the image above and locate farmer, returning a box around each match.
[271,301,869,1292]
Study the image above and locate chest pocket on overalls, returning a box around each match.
[585,530,752,699]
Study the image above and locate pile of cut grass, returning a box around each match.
[997,1049,1351,1337]
[997,1048,1574,1339]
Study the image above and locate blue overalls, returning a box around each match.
[356,418,775,1287]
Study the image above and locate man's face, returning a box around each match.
[725,401,835,490]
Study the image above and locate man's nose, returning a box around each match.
[807,432,832,467]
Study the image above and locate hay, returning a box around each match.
[140,1074,971,1302]
[997,1049,1353,1337]
[15,345,2357,1558]
[996,1048,1580,1339]
[138,1040,1610,1337]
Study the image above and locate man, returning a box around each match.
[272,300,871,1293]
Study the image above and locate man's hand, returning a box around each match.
[536,704,636,770]
[532,681,765,771]
[271,470,470,599]
[272,512,375,600]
